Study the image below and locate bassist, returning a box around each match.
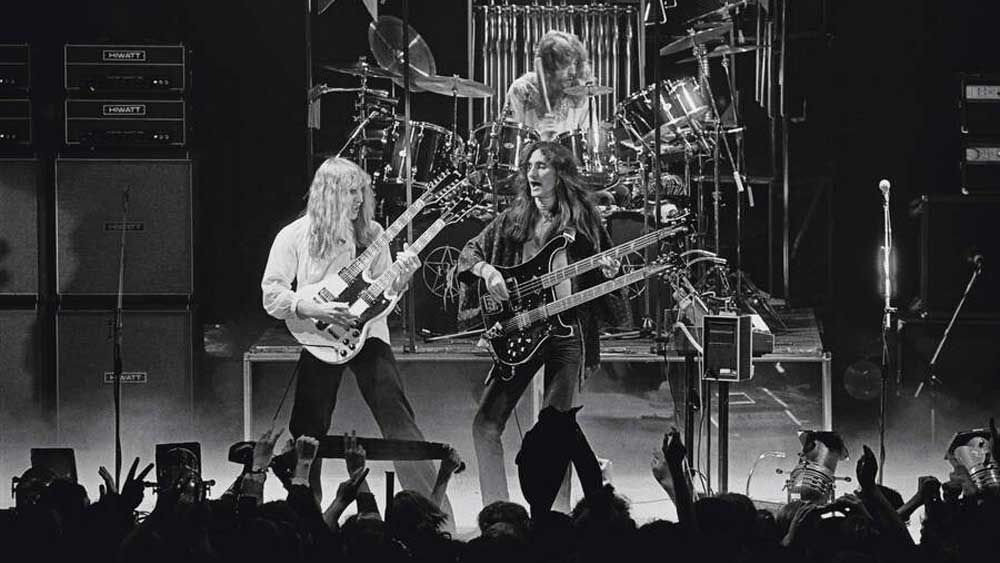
[261,157,452,521]
[456,142,630,510]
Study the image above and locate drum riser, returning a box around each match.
[475,2,639,125]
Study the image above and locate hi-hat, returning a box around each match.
[564,83,614,97]
[368,15,436,91]
[317,61,402,80]
[677,44,763,63]
[659,22,733,56]
[413,74,492,98]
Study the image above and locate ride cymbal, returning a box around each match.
[412,74,493,98]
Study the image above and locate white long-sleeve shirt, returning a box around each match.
[505,72,591,140]
[261,216,392,347]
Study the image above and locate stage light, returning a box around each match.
[786,430,849,503]
[946,429,1000,494]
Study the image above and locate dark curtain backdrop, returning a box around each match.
[2,0,998,348]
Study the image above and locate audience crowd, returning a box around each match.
[2,407,998,562]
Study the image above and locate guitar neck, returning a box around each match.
[539,223,685,287]
[339,196,432,282]
[358,217,448,303]
[506,264,668,332]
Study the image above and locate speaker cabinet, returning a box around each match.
[56,309,194,457]
[916,195,1000,318]
[55,159,192,296]
[0,159,38,296]
[0,308,48,452]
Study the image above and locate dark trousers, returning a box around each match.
[289,340,452,519]
[472,326,582,508]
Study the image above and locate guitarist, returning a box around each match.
[456,142,630,510]
[261,157,452,521]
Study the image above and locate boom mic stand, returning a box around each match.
[111,187,130,489]
[913,256,984,445]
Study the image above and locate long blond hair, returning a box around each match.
[306,157,376,260]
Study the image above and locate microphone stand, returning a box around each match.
[112,187,130,489]
[877,184,894,485]
[913,259,984,445]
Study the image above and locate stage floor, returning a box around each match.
[240,307,831,528]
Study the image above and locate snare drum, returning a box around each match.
[468,121,540,182]
[616,77,710,147]
[371,119,460,185]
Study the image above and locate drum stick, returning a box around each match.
[536,56,552,115]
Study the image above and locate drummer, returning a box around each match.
[504,30,594,141]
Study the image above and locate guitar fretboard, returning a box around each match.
[502,262,672,333]
[338,171,457,282]
[531,220,686,290]
[359,218,449,303]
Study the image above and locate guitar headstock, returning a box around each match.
[423,170,466,206]
[648,251,687,278]
[440,182,489,225]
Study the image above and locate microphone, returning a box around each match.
[878,179,890,202]
[970,253,985,269]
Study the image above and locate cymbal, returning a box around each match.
[659,22,732,57]
[677,44,763,63]
[368,16,436,92]
[563,83,614,97]
[317,61,401,80]
[412,74,492,98]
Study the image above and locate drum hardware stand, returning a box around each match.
[912,255,984,446]
[401,0,418,355]
[648,15,666,353]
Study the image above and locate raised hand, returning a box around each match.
[253,427,284,472]
[344,431,366,474]
[334,466,370,505]
[917,475,942,503]
[295,435,320,465]
[440,445,464,476]
[99,457,153,512]
[98,465,117,501]
[121,457,154,511]
[857,444,878,490]
[664,427,687,468]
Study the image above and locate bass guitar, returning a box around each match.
[288,179,483,363]
[478,214,688,341]
[482,254,683,381]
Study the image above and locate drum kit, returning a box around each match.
[319,8,756,238]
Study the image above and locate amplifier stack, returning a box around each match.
[63,44,188,149]
[0,43,196,457]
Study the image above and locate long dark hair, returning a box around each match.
[502,141,604,249]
